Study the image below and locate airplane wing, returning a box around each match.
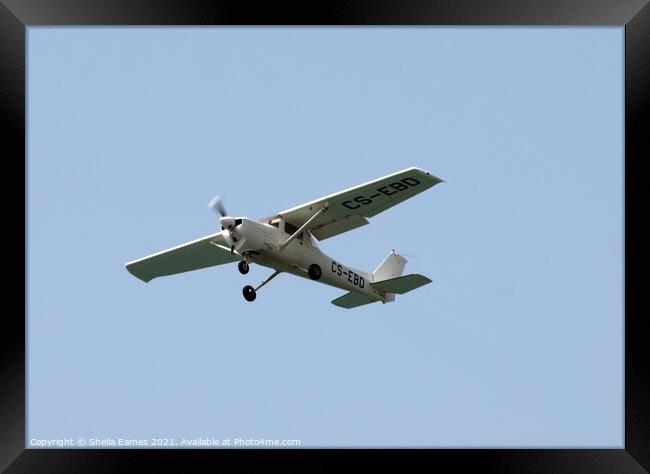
[125,232,239,282]
[275,167,443,241]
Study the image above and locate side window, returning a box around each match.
[284,221,303,241]
[285,221,298,234]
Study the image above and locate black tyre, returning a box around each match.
[238,260,250,274]
[308,264,322,281]
[242,285,256,302]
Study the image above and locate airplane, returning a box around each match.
[125,167,444,308]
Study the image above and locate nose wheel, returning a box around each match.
[238,260,250,274]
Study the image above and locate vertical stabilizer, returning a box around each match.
[372,251,407,303]
[373,250,407,282]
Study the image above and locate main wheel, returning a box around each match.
[308,263,322,281]
[238,260,250,274]
[242,285,256,302]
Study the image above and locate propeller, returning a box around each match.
[209,195,235,229]
[209,195,238,253]
[209,195,228,218]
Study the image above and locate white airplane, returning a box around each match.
[125,167,444,308]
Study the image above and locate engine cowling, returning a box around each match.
[222,218,266,253]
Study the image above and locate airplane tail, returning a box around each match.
[330,251,431,308]
[372,250,407,303]
[373,250,407,282]
[371,250,431,303]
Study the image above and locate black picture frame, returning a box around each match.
[3,1,648,471]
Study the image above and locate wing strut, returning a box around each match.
[279,203,328,250]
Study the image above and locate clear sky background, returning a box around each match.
[27,27,623,447]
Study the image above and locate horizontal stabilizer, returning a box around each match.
[331,292,379,309]
[371,274,432,294]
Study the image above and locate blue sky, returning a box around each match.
[27,27,623,447]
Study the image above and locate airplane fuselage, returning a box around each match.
[222,217,385,302]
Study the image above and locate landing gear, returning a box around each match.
[242,270,281,302]
[238,260,250,274]
[242,285,256,301]
[308,263,322,281]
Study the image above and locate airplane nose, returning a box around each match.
[220,216,236,230]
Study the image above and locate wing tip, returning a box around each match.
[409,166,444,184]
[125,262,154,283]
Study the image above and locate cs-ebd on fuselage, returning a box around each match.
[125,167,443,309]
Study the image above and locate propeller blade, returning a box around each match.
[208,195,228,217]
